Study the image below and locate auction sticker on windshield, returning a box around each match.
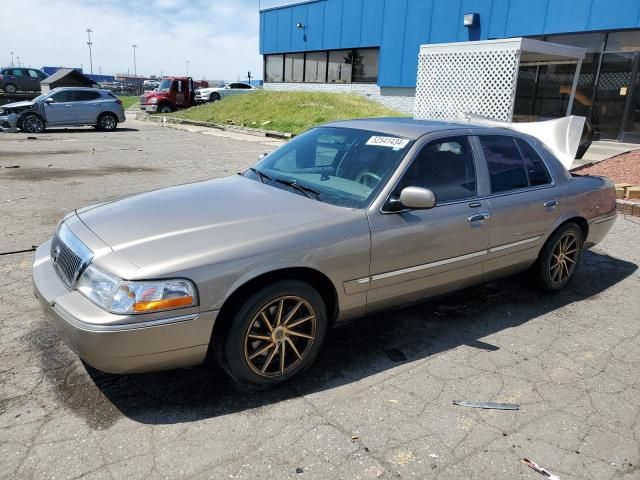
[366,136,410,149]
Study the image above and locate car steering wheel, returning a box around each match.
[356,171,382,187]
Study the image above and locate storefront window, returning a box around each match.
[605,30,640,52]
[327,50,353,83]
[265,55,283,83]
[352,49,379,83]
[284,53,304,82]
[305,51,327,83]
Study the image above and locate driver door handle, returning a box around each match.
[468,212,490,223]
[544,200,558,208]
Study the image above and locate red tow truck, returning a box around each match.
[139,77,208,113]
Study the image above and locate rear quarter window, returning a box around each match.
[516,138,552,186]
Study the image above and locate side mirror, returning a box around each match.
[398,187,436,210]
[44,97,55,103]
[258,152,269,160]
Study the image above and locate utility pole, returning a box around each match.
[186,60,189,76]
[9,52,14,67]
[16,56,21,67]
[132,44,138,93]
[86,28,93,75]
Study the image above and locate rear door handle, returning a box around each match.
[468,212,490,222]
[544,200,558,208]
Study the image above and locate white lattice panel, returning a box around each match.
[414,48,521,122]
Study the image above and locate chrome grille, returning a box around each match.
[50,223,93,288]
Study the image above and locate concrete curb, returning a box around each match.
[137,113,294,140]
[616,199,640,217]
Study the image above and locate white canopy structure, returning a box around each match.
[414,37,587,122]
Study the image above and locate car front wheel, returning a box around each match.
[4,83,17,94]
[97,113,118,131]
[220,280,327,390]
[209,93,220,102]
[21,114,45,134]
[533,223,584,292]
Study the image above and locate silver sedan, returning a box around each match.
[33,118,616,389]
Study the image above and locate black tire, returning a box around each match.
[158,103,173,113]
[532,223,584,292]
[20,114,45,134]
[219,280,327,390]
[4,83,17,94]
[209,92,220,102]
[97,112,118,131]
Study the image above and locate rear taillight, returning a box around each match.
[0,75,3,80]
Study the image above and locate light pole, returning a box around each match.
[9,52,14,67]
[16,56,21,67]
[132,44,138,93]
[186,60,189,76]
[86,28,93,75]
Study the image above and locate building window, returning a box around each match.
[305,51,327,83]
[605,30,640,52]
[284,53,304,82]
[327,50,353,83]
[265,48,379,84]
[352,48,379,83]
[265,55,284,83]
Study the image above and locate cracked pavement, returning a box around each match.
[1,119,639,479]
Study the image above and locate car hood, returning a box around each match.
[1,100,36,111]
[76,175,355,276]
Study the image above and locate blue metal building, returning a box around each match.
[259,0,640,141]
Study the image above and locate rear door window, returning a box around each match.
[480,136,529,193]
[72,91,101,102]
[516,138,552,186]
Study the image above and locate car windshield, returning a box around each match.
[157,79,172,92]
[248,127,413,208]
[31,93,50,102]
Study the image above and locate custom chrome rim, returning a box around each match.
[549,232,579,284]
[243,295,317,378]
[24,116,43,133]
[101,115,116,130]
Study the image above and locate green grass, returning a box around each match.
[117,96,139,109]
[169,90,405,135]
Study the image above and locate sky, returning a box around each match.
[0,0,285,81]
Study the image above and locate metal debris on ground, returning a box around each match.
[522,458,560,480]
[453,400,519,410]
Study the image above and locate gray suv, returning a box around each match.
[0,67,48,93]
[0,87,126,133]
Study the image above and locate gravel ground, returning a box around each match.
[1,119,639,480]
[575,150,640,184]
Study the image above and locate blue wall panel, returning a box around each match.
[544,0,591,34]
[341,0,363,47]
[360,0,385,47]
[276,8,292,52]
[323,0,344,50]
[401,0,433,86]
[290,5,309,51]
[260,0,640,87]
[378,0,408,86]
[588,0,640,31]
[306,1,326,50]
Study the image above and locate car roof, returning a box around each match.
[323,117,496,140]
[50,87,109,93]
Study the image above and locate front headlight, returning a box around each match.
[149,97,158,104]
[77,264,197,314]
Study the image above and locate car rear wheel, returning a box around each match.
[4,83,17,94]
[533,223,584,292]
[209,92,220,102]
[220,280,327,390]
[21,114,45,134]
[158,104,173,113]
[97,113,118,131]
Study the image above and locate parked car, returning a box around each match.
[33,118,616,389]
[195,82,256,103]
[139,77,206,113]
[0,67,48,93]
[0,87,125,133]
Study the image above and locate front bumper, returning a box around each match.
[140,104,158,112]
[32,241,217,374]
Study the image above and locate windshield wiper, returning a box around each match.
[275,178,321,200]
[246,167,272,183]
